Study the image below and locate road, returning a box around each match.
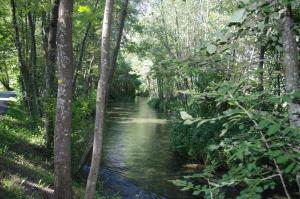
[0,91,16,115]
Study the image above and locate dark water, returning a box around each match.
[102,97,195,199]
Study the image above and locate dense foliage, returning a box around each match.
[1,0,299,198]
[128,0,300,198]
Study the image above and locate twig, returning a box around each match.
[207,178,214,199]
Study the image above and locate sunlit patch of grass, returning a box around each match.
[0,174,28,199]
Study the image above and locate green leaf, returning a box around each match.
[220,128,228,137]
[269,97,281,104]
[293,91,300,98]
[193,190,201,195]
[180,111,193,120]
[184,119,194,125]
[170,179,187,187]
[258,120,269,129]
[284,163,296,173]
[276,155,288,164]
[229,8,247,23]
[207,44,217,54]
[283,95,292,103]
[275,45,283,52]
[78,5,91,13]
[181,186,192,191]
[236,150,244,160]
[267,124,280,135]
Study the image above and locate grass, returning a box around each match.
[0,101,120,199]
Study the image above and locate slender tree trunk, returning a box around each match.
[72,0,100,94]
[157,78,164,101]
[85,0,114,198]
[28,9,39,113]
[41,13,49,55]
[108,0,129,83]
[281,4,300,192]
[159,2,174,58]
[45,0,60,150]
[174,7,182,59]
[54,0,74,198]
[258,17,269,91]
[10,0,35,119]
[258,46,265,91]
[84,56,95,95]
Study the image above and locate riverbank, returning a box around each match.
[0,101,119,199]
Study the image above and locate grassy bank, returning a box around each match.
[0,101,119,199]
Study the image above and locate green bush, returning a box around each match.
[171,80,300,198]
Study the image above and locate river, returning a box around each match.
[101,97,196,199]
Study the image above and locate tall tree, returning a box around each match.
[281,4,300,193]
[53,0,74,198]
[258,16,269,92]
[10,0,36,120]
[85,0,114,198]
[108,0,129,83]
[282,5,300,127]
[45,0,60,150]
[28,6,39,107]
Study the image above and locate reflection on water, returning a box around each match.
[102,97,194,199]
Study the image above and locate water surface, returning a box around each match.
[102,97,195,198]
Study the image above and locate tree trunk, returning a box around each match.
[45,0,60,151]
[108,0,129,83]
[258,17,269,91]
[281,4,300,192]
[10,0,35,119]
[28,8,39,115]
[258,46,266,91]
[54,0,74,198]
[282,5,300,127]
[84,0,114,198]
[159,2,174,58]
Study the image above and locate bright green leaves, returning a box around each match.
[78,5,91,13]
[229,8,247,24]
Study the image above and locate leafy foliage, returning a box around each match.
[173,81,299,198]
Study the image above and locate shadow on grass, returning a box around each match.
[0,102,54,198]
